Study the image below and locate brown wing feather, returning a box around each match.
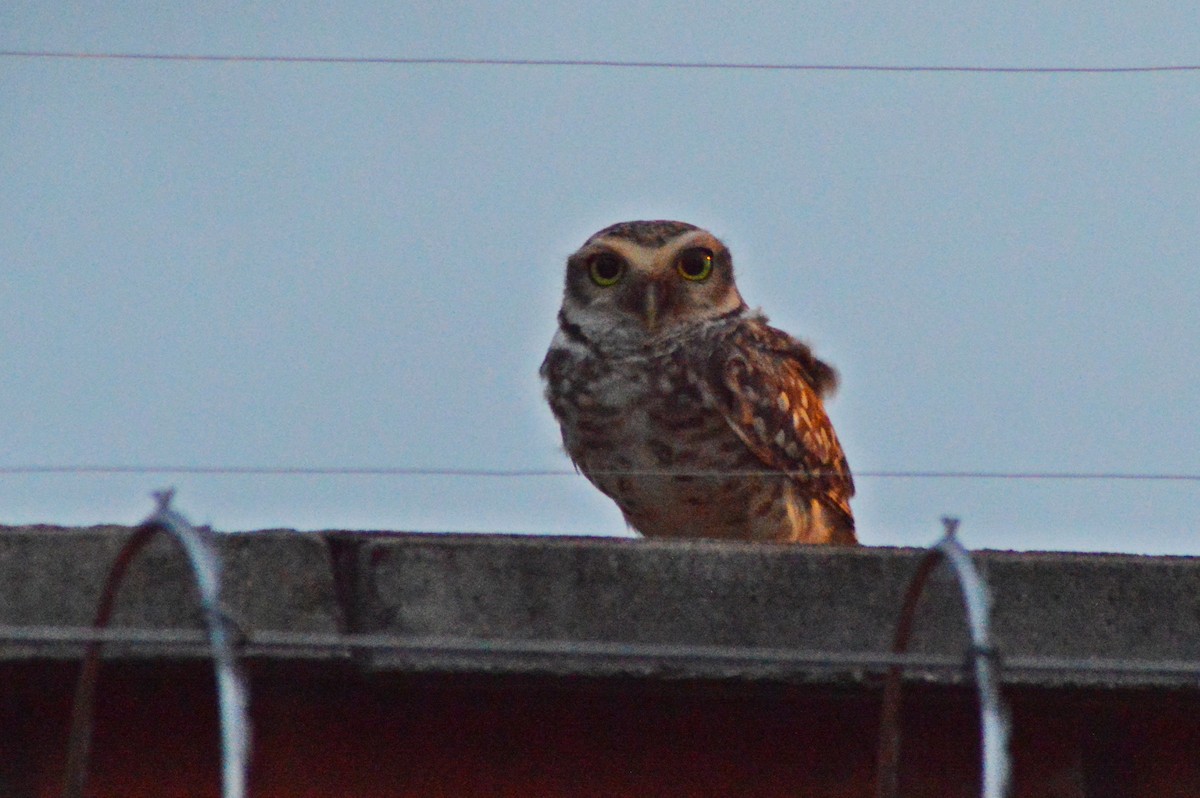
[712,321,855,527]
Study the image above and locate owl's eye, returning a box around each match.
[677,248,714,281]
[588,253,625,286]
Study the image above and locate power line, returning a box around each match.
[2,464,1199,482]
[2,50,1200,74]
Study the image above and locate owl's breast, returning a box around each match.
[544,343,773,538]
[547,346,711,466]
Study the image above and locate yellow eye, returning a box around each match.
[588,253,625,286]
[677,248,714,281]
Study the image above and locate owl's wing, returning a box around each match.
[711,321,855,526]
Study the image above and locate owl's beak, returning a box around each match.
[642,282,660,331]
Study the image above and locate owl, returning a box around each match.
[541,220,856,545]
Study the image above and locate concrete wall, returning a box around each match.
[2,526,1199,796]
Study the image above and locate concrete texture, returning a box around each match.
[1,526,1198,688]
[0,525,345,661]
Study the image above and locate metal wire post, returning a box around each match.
[876,517,1011,798]
[935,518,1011,798]
[148,491,251,798]
[61,491,251,798]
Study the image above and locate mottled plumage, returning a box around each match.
[541,221,856,544]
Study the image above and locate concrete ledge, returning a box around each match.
[1,526,1198,688]
[0,525,346,661]
[352,534,1200,687]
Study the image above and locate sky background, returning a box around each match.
[2,3,1198,554]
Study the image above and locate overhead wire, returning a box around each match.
[2,46,1196,511]
[1,47,1197,491]
[2,50,1200,73]
[1,464,1199,482]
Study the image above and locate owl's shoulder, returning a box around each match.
[718,311,839,398]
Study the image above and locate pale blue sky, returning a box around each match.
[2,4,1198,553]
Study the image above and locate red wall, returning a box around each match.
[4,662,1198,797]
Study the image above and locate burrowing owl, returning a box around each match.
[541,220,856,544]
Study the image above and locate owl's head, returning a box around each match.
[559,220,748,345]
